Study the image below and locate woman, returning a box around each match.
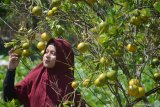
[3,38,85,107]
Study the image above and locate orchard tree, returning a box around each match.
[1,0,160,106]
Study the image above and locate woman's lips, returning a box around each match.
[45,60,50,63]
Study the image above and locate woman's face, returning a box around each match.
[43,43,56,68]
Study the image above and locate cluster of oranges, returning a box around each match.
[71,79,91,89]
[32,6,58,17]
[71,70,117,89]
[37,32,51,55]
[128,79,145,98]
[129,8,150,26]
[13,42,31,57]
[13,32,50,57]
[94,70,117,87]
[31,0,97,18]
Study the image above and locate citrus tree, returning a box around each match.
[0,0,160,106]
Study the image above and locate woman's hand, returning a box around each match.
[8,49,21,70]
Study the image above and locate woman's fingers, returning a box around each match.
[9,53,20,61]
[9,48,14,55]
[9,49,18,56]
[10,53,19,57]
[11,56,19,59]
[8,49,21,70]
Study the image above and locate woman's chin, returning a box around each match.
[43,64,55,68]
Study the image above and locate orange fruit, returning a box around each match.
[47,10,54,17]
[37,41,45,50]
[106,70,117,81]
[137,87,145,98]
[98,73,107,83]
[32,6,42,16]
[71,81,79,89]
[129,79,140,86]
[130,16,141,26]
[41,50,45,55]
[22,42,30,49]
[77,42,89,53]
[94,78,105,87]
[41,32,50,41]
[82,79,91,88]
[100,57,111,66]
[52,7,58,12]
[22,49,31,57]
[128,85,139,97]
[154,72,160,81]
[126,44,137,52]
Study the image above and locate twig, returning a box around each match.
[0,17,18,32]
[20,59,31,71]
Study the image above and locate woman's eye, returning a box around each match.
[51,52,56,55]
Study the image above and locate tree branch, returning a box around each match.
[126,85,160,107]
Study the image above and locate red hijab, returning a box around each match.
[15,38,83,107]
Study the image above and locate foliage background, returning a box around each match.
[0,0,160,107]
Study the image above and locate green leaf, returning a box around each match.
[153,2,160,12]
[154,100,160,107]
[3,0,11,4]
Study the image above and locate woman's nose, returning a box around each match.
[46,52,51,58]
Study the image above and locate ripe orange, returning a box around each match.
[130,16,141,26]
[82,79,91,88]
[94,78,104,87]
[139,8,150,22]
[37,41,45,50]
[128,85,139,97]
[100,57,111,66]
[71,81,79,89]
[154,72,160,81]
[52,7,58,12]
[137,87,145,98]
[77,42,89,53]
[98,73,107,83]
[41,32,50,41]
[126,44,137,52]
[22,42,30,49]
[106,70,117,81]
[129,79,140,86]
[32,6,42,16]
[47,10,54,17]
[22,49,31,57]
[41,50,45,55]
[151,57,159,67]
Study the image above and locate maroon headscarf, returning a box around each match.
[14,38,84,107]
